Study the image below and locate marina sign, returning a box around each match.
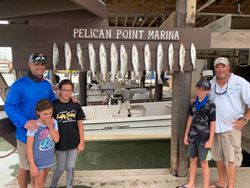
[72,28,180,41]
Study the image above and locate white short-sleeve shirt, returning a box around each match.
[209,74,250,133]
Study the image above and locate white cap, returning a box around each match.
[214,57,229,67]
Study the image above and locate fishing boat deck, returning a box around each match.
[6,168,250,188]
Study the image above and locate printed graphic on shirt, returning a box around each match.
[56,110,77,123]
[38,129,54,151]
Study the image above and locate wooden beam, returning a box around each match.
[115,16,119,27]
[124,16,128,27]
[211,30,250,49]
[186,0,196,25]
[70,0,107,18]
[0,0,82,19]
[160,11,176,28]
[148,16,158,27]
[171,0,190,178]
[139,17,148,27]
[79,70,87,106]
[132,17,137,27]
[204,14,232,32]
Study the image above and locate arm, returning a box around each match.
[77,120,84,153]
[27,136,39,177]
[45,118,60,143]
[205,121,215,148]
[184,115,192,145]
[4,84,29,128]
[233,108,250,129]
[233,79,250,129]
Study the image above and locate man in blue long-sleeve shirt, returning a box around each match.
[4,53,56,188]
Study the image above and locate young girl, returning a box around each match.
[27,99,60,188]
[50,79,85,188]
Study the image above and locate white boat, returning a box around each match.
[83,101,172,141]
[0,101,172,145]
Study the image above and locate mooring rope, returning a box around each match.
[0,148,17,158]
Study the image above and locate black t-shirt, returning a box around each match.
[53,99,85,151]
[188,99,216,146]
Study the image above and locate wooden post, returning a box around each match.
[154,72,163,101]
[171,0,195,177]
[141,70,145,88]
[79,70,87,106]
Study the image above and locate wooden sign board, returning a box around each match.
[0,25,210,71]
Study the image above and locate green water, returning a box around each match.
[76,140,170,170]
[0,138,170,170]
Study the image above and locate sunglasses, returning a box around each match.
[29,53,47,64]
[215,81,228,95]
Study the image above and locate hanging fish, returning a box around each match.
[190,43,196,70]
[99,43,108,81]
[120,44,128,82]
[88,42,97,80]
[168,43,174,74]
[52,42,59,70]
[157,42,164,84]
[144,43,151,78]
[110,42,118,82]
[64,42,72,71]
[132,44,140,79]
[179,43,186,74]
[76,43,84,70]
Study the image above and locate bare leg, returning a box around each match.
[43,168,50,185]
[227,162,236,188]
[185,157,198,188]
[17,167,30,188]
[200,160,209,188]
[34,169,47,188]
[210,161,227,188]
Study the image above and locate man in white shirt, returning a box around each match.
[209,57,250,188]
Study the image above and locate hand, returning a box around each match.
[184,135,189,145]
[190,97,196,103]
[204,140,213,148]
[30,164,39,177]
[233,118,247,129]
[43,117,54,129]
[71,96,79,103]
[24,120,38,131]
[77,142,84,153]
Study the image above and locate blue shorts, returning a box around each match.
[188,143,212,161]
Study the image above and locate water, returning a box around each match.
[1,137,250,187]
[75,140,170,170]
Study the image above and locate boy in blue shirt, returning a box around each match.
[177,79,216,188]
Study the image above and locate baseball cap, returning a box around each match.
[195,79,211,90]
[29,53,47,64]
[214,57,229,67]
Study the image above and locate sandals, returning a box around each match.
[176,185,195,188]
[209,182,227,188]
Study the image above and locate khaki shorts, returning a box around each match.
[211,129,242,167]
[17,140,30,170]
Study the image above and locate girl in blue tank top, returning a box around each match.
[27,99,60,188]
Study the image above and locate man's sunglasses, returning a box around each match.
[29,53,47,64]
[215,81,228,95]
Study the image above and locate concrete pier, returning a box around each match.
[6,168,250,188]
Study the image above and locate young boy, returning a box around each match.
[178,79,216,188]
[50,79,85,188]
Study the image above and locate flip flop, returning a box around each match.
[209,182,226,188]
[176,185,195,188]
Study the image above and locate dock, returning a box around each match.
[6,168,250,188]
